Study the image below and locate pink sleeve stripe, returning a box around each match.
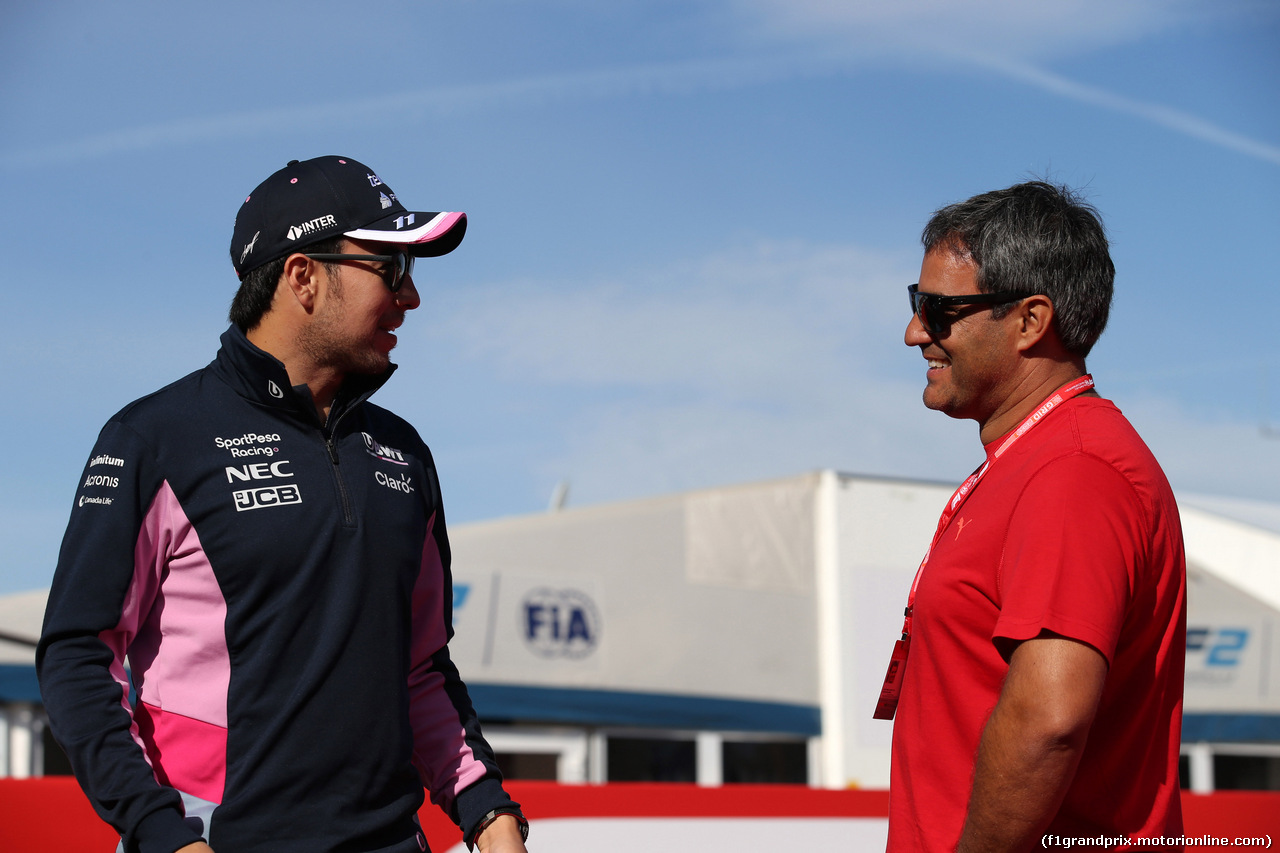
[408,515,488,805]
[134,702,226,804]
[129,481,231,726]
[408,668,488,804]
[410,512,449,663]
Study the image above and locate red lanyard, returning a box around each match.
[873,374,1095,720]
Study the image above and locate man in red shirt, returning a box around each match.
[884,181,1186,852]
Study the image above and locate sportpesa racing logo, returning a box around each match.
[215,432,283,458]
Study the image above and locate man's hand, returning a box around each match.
[474,813,529,853]
[956,632,1108,853]
[175,843,215,853]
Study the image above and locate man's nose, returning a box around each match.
[904,311,931,347]
[396,273,422,310]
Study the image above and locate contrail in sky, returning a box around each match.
[962,51,1280,166]
[4,51,1276,167]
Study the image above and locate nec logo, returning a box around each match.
[225,461,292,482]
[233,485,303,512]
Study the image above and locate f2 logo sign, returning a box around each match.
[1187,627,1249,667]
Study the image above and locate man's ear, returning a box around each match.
[280,253,318,311]
[1014,294,1057,353]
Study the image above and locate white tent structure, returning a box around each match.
[3,471,1279,789]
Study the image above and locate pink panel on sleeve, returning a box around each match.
[409,513,488,808]
[98,481,230,776]
[408,668,488,805]
[410,512,449,663]
[135,702,227,804]
[127,481,231,728]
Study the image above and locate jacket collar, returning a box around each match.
[212,325,396,425]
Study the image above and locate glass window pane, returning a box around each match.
[1212,754,1280,791]
[607,737,696,782]
[494,752,558,781]
[722,740,807,784]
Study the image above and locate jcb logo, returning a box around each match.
[233,484,303,512]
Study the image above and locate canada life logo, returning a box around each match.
[521,588,600,660]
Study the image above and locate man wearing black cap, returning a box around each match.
[38,157,529,853]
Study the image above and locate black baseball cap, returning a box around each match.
[230,156,467,278]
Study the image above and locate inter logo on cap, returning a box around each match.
[286,215,337,242]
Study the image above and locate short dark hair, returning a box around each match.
[921,181,1114,358]
[228,236,343,332]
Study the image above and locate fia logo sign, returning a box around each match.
[521,588,600,660]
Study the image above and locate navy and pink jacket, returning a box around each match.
[38,326,517,853]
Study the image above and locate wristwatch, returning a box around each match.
[467,808,529,849]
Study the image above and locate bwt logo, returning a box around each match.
[521,588,600,660]
[1187,626,1249,667]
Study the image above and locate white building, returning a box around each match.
[4,472,1279,790]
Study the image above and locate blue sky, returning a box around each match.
[1,0,1277,593]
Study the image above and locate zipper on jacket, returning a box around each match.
[325,431,357,528]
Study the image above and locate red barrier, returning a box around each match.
[0,777,1275,852]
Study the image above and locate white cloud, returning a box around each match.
[412,242,924,499]
[422,238,1280,510]
[433,241,911,398]
[733,0,1216,59]
[1116,395,1280,503]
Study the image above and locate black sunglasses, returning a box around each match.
[303,251,414,293]
[907,283,1031,336]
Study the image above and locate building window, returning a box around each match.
[607,737,696,782]
[1213,754,1280,791]
[722,740,807,784]
[493,752,558,781]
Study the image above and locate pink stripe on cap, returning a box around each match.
[344,211,467,249]
[412,211,465,243]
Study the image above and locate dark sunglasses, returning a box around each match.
[907,283,1031,336]
[303,251,414,292]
